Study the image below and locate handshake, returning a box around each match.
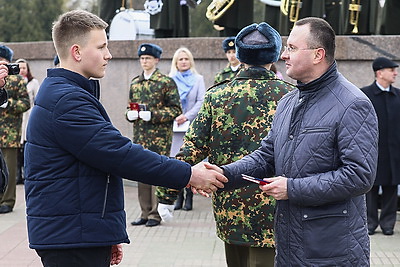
[188,162,227,196]
[158,162,228,222]
[126,102,151,122]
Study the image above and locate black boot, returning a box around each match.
[182,188,193,211]
[174,189,184,210]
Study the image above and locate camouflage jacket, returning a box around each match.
[158,67,295,247]
[128,68,182,155]
[214,64,241,84]
[0,75,30,148]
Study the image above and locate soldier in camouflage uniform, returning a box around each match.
[157,23,295,266]
[126,43,182,227]
[214,36,242,84]
[0,45,30,214]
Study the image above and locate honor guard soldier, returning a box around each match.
[127,43,182,227]
[378,0,400,34]
[149,0,190,37]
[214,36,242,84]
[343,0,379,35]
[210,0,254,37]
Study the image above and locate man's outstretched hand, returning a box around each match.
[189,162,227,194]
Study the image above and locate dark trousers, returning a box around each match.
[0,148,17,208]
[366,185,398,231]
[36,246,112,267]
[224,242,275,267]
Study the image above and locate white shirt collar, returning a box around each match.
[376,81,390,92]
[144,70,155,80]
[231,64,240,72]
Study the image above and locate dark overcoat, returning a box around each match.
[361,82,400,185]
[380,0,400,34]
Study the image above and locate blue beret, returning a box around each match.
[235,22,282,66]
[372,57,399,71]
[222,37,236,52]
[138,43,162,59]
[0,45,14,62]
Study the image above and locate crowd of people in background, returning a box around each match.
[0,7,399,267]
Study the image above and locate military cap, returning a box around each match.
[222,37,236,52]
[372,57,399,71]
[235,22,281,66]
[138,43,162,59]
[0,44,13,62]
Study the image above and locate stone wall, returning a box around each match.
[6,36,400,138]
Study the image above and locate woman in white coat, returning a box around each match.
[169,47,205,210]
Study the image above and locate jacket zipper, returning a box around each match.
[101,174,110,218]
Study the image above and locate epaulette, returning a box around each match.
[207,79,230,91]
[131,74,143,82]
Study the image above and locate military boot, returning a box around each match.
[182,188,193,211]
[174,189,184,210]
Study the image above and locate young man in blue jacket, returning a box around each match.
[24,10,227,267]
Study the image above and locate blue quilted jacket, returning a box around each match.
[222,63,378,266]
[24,68,191,249]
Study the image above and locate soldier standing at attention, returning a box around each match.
[159,22,294,266]
[214,36,241,84]
[0,44,30,214]
[126,43,182,227]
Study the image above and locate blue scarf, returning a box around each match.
[172,70,196,111]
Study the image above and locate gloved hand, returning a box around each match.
[139,110,151,121]
[157,203,174,222]
[126,110,139,122]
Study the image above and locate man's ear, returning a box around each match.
[313,48,326,64]
[70,44,81,62]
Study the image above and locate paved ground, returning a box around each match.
[0,181,399,267]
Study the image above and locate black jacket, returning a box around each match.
[361,82,400,185]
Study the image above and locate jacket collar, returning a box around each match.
[235,66,277,80]
[297,61,338,93]
[47,68,101,99]
[371,81,397,96]
[138,68,161,82]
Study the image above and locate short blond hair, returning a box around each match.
[52,10,108,60]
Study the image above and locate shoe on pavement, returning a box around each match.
[145,219,160,227]
[382,229,394,236]
[131,218,148,226]
[368,229,375,235]
[0,205,12,214]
